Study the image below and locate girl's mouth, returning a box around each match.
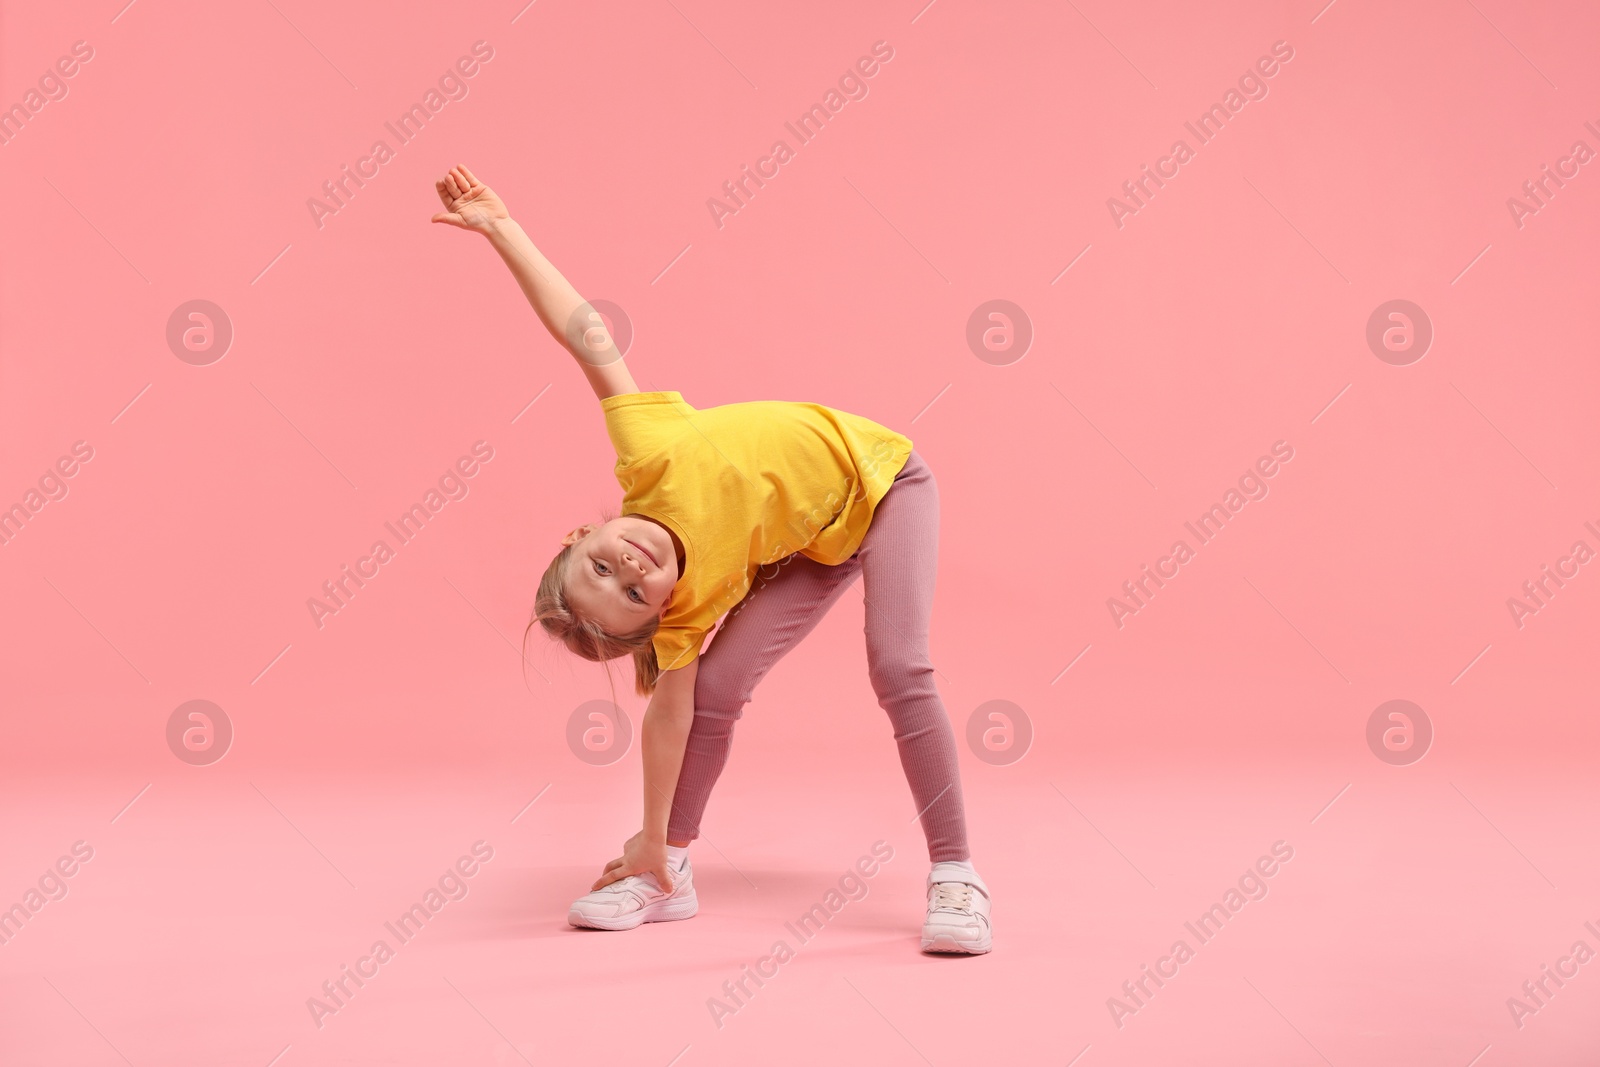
[625,537,659,568]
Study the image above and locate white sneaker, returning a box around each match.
[567,856,698,931]
[921,862,992,954]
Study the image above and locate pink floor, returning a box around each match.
[5,666,1600,1065]
[4,0,1599,1063]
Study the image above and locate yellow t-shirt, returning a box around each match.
[600,390,912,671]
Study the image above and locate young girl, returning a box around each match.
[432,164,992,954]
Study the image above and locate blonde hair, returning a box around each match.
[526,539,664,697]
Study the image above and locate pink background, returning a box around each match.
[2,0,1597,1063]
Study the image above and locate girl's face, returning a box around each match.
[562,515,680,634]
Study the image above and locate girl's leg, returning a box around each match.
[666,552,863,846]
[853,450,972,864]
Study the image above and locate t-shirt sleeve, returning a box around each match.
[601,391,691,468]
[652,624,707,673]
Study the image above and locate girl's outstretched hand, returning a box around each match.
[591,830,675,893]
[431,164,510,235]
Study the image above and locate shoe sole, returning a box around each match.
[921,930,992,954]
[568,893,699,931]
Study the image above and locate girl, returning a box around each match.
[432,164,992,954]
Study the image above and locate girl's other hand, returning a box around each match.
[591,830,674,893]
[431,164,510,235]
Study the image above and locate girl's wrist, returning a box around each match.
[482,215,519,242]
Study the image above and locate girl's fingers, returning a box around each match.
[591,866,631,891]
[588,850,639,890]
[436,168,490,212]
[460,170,485,201]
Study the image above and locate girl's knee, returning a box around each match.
[867,651,934,701]
[694,660,754,718]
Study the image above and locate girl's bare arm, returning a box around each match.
[432,164,638,401]
[591,659,699,892]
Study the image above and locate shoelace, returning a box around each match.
[930,882,974,912]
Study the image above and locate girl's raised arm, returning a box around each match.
[432,164,638,401]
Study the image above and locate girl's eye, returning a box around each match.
[594,560,609,576]
[629,587,644,603]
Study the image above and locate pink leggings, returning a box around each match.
[665,450,972,863]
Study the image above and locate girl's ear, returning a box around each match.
[561,524,599,547]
